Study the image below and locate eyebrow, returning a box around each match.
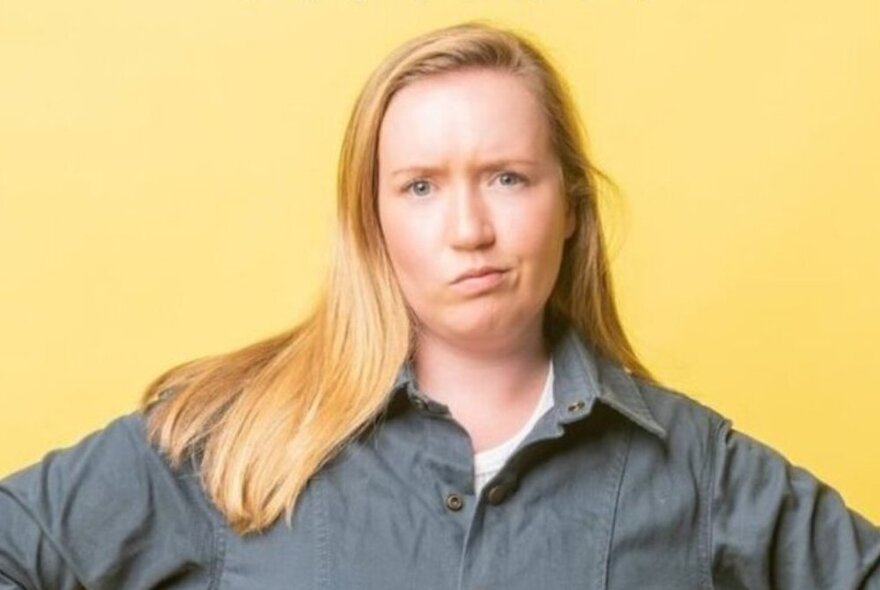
[390,158,541,179]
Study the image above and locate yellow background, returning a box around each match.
[1,1,878,523]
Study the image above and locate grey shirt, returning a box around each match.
[2,325,878,589]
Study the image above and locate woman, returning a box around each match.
[1,20,878,590]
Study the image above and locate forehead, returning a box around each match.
[378,69,553,167]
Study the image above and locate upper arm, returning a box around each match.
[0,485,80,590]
[709,417,880,589]
[0,413,219,590]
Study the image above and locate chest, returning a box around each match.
[215,406,709,590]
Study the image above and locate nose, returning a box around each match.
[447,181,495,250]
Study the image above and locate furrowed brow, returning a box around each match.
[390,166,444,179]
[390,158,539,178]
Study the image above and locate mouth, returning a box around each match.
[452,266,508,284]
[450,268,509,294]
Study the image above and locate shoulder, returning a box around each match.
[590,351,730,456]
[0,410,221,588]
[628,374,810,473]
[633,376,728,443]
[2,410,211,513]
[3,412,151,500]
[620,377,880,586]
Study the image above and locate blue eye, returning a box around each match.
[497,172,525,187]
[405,180,432,198]
[403,172,525,197]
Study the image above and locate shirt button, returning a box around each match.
[486,483,510,505]
[424,400,448,415]
[567,399,586,412]
[411,397,427,411]
[445,492,464,511]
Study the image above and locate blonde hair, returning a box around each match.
[140,19,660,536]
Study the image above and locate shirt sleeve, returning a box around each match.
[709,417,880,589]
[0,412,219,590]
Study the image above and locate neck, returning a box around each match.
[413,314,550,410]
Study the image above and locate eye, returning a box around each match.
[496,171,526,187]
[403,179,432,198]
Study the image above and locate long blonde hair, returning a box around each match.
[140,19,660,536]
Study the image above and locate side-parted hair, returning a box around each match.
[140,19,660,536]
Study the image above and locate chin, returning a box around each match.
[440,307,526,341]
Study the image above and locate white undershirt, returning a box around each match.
[473,361,555,497]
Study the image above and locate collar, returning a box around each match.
[551,326,667,440]
[388,325,667,441]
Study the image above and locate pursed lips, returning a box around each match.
[451,266,507,284]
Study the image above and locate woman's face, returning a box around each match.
[377,68,575,347]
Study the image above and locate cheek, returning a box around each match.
[522,228,566,279]
[502,200,566,259]
[503,206,567,287]
[379,205,438,289]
